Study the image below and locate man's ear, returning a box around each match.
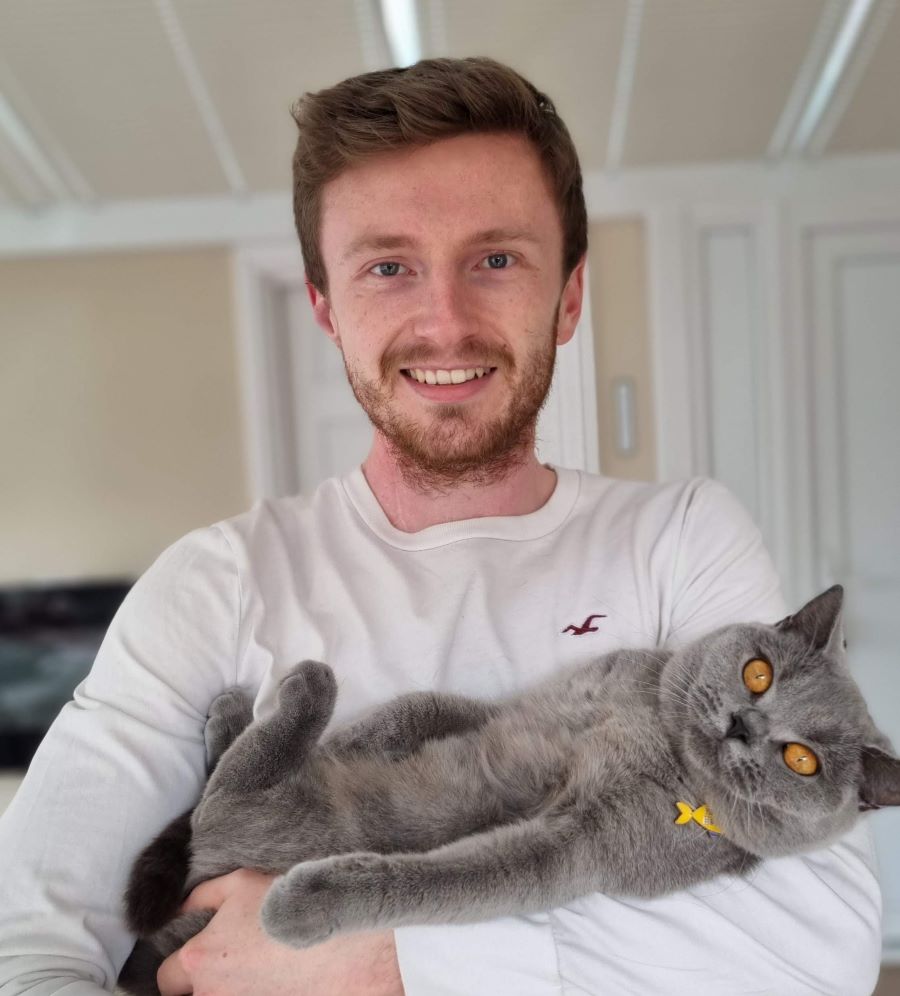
[306,279,340,346]
[555,255,586,346]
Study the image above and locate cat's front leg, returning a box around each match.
[260,852,395,947]
[260,811,599,947]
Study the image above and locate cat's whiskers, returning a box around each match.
[630,679,691,710]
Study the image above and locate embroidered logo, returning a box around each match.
[562,614,607,636]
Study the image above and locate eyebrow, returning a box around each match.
[340,228,540,264]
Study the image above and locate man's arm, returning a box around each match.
[155,872,402,996]
[0,526,409,996]
[0,528,234,993]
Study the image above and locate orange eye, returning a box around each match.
[742,658,773,694]
[783,742,819,776]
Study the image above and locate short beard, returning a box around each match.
[345,319,559,494]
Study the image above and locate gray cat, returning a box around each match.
[118,586,900,994]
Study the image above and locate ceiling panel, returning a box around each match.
[174,0,376,193]
[422,0,628,174]
[0,0,898,215]
[826,1,900,156]
[0,0,228,199]
[626,0,828,166]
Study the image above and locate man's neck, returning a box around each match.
[361,435,559,532]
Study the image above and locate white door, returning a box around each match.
[806,223,900,949]
[284,286,372,488]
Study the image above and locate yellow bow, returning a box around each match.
[675,801,723,836]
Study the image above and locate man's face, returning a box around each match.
[308,132,584,485]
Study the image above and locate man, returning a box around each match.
[0,58,882,995]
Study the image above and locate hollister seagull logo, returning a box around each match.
[562,614,607,635]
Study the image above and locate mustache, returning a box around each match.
[380,339,515,378]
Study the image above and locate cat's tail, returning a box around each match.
[118,910,213,996]
[124,808,194,936]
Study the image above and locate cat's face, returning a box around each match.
[660,587,899,857]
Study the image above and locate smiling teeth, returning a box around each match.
[408,367,489,384]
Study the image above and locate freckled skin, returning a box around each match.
[119,587,900,991]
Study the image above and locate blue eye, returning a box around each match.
[371,262,405,277]
[483,253,512,270]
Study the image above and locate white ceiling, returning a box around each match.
[0,0,898,212]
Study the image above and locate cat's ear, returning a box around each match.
[776,585,845,658]
[859,746,900,811]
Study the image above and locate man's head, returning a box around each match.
[291,56,587,296]
[291,59,587,489]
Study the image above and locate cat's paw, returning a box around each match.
[278,661,337,716]
[205,688,253,764]
[260,853,389,948]
[208,688,253,725]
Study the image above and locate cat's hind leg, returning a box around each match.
[325,692,497,761]
[204,687,254,771]
[203,661,337,797]
[124,809,194,936]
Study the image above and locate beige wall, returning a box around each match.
[0,248,249,584]
[588,218,657,481]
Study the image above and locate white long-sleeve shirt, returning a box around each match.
[0,469,883,995]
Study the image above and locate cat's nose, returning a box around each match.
[726,712,751,743]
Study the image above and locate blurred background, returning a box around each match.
[0,0,898,984]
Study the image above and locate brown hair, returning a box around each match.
[291,57,587,293]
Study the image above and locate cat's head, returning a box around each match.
[660,586,900,857]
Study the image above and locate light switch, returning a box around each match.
[612,377,637,456]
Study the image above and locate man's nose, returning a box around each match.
[415,273,475,345]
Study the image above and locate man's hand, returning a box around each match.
[156,869,405,996]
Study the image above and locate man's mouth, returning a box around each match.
[401,366,497,385]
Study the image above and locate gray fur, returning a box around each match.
[124,586,900,974]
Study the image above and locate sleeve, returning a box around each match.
[0,526,241,995]
[666,478,787,644]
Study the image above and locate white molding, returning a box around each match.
[576,261,600,474]
[687,206,787,555]
[540,263,600,474]
[3,154,900,257]
[605,0,644,172]
[806,0,896,157]
[0,58,94,204]
[646,203,694,482]
[153,0,246,193]
[231,243,306,501]
[768,0,845,159]
[800,220,900,590]
[378,0,423,67]
[583,153,900,217]
[0,191,293,257]
[0,91,70,202]
[758,202,795,600]
[789,0,878,155]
